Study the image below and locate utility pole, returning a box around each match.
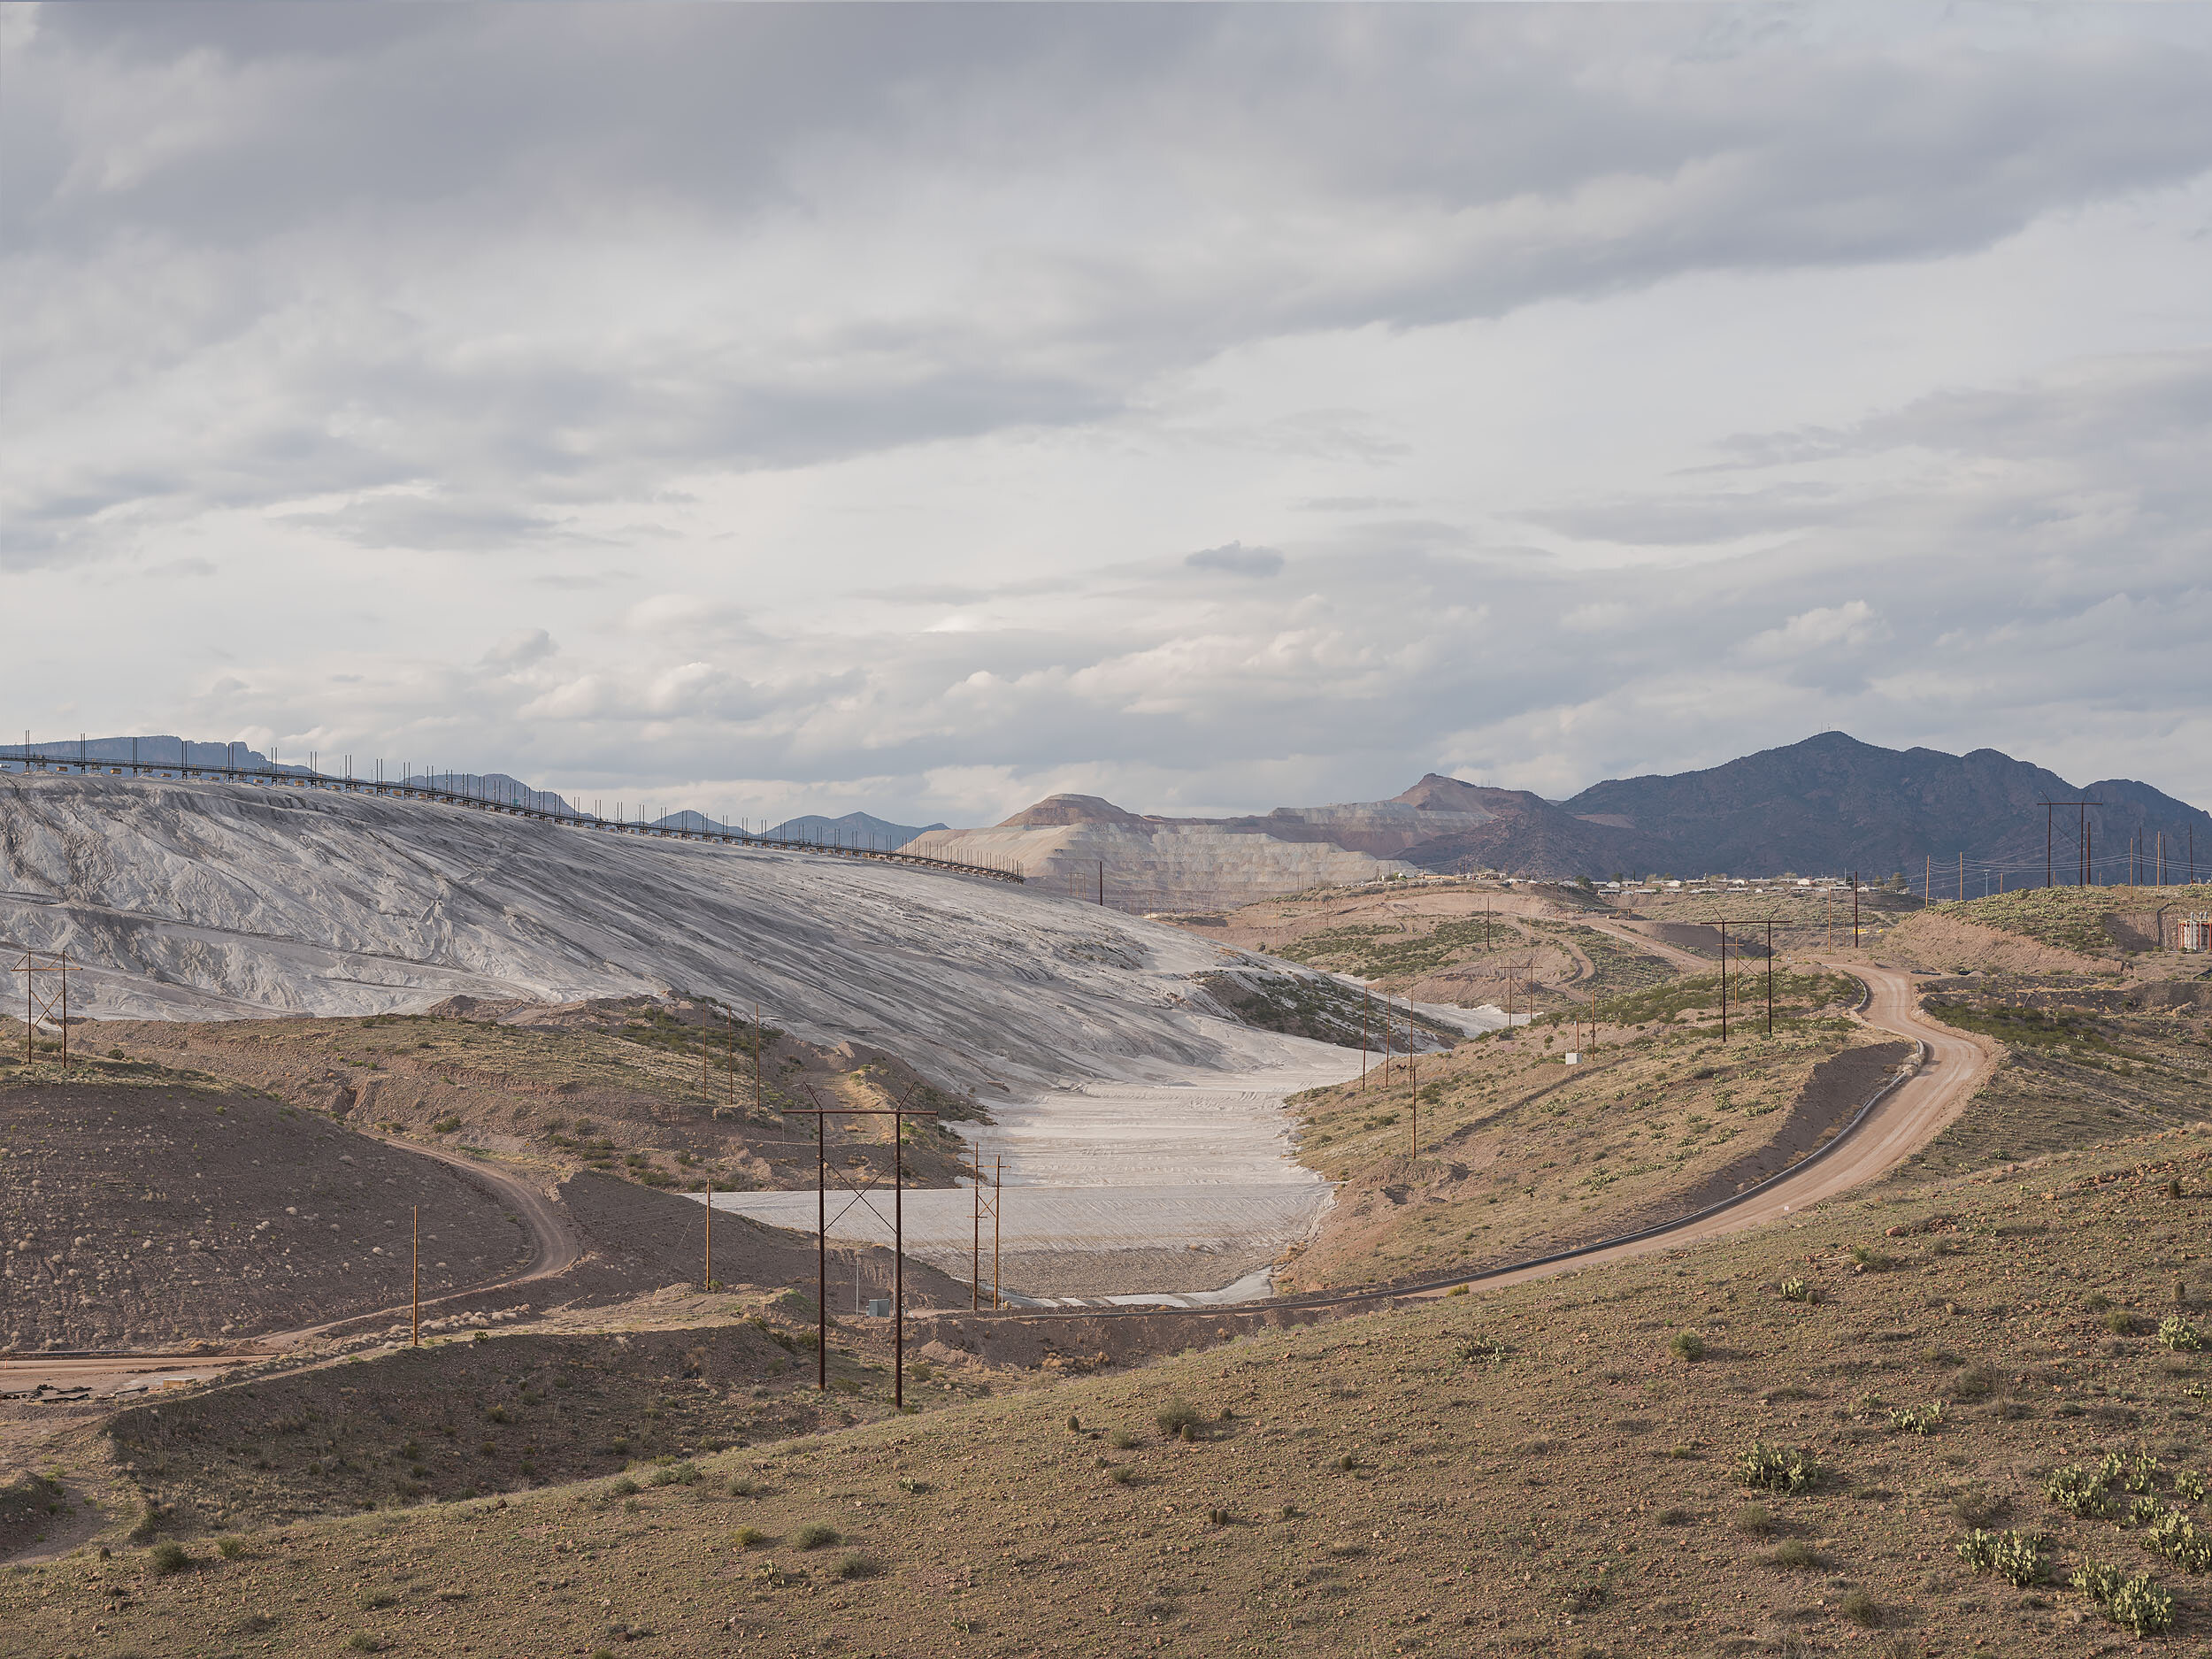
[411,1206,420,1348]
[994,1154,1002,1310]
[1718,921,1728,1041]
[703,1177,714,1290]
[1764,919,1775,1037]
[1851,873,1860,947]
[1098,860,1104,906]
[1360,991,1368,1093]
[1957,850,1963,902]
[788,1089,937,1409]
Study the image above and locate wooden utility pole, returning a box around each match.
[411,1206,421,1348]
[753,1003,763,1109]
[1957,850,1963,902]
[703,1178,714,1290]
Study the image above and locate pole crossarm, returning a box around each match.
[786,1094,941,1409]
[9,949,71,1067]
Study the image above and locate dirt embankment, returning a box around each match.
[1598,1040,1913,1229]
[0,1082,532,1351]
[1884,910,2111,975]
[104,1323,814,1532]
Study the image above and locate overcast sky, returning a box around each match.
[5,3,2208,826]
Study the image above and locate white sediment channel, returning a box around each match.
[707,1057,1356,1306]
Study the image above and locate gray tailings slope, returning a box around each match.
[0,774,1349,1098]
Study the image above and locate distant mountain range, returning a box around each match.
[910,733,2210,904]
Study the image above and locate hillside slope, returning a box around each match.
[0,774,1350,1095]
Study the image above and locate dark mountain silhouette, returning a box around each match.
[1404,732,2210,883]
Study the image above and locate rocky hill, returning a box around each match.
[1555,732,2212,882]
[909,734,2208,897]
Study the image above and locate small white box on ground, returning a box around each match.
[1563,1052,1579,1064]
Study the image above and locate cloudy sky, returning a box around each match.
[5,3,2208,826]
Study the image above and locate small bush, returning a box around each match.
[1889,1402,1943,1436]
[1764,1538,1818,1570]
[2173,1469,2206,1502]
[1452,1334,1512,1367]
[2043,1464,2115,1518]
[896,1475,929,1494]
[2143,1509,2212,1571]
[832,1552,882,1580]
[1733,1503,1773,1537]
[2078,1559,2178,1636]
[792,1522,841,1550]
[1948,1363,1997,1403]
[1778,1276,1817,1303]
[2120,1446,2163,1494]
[1738,1442,1819,1494]
[1955,1528,2047,1586]
[1155,1398,1205,1439]
[1107,1429,1139,1451]
[648,1462,701,1487]
[1654,1507,1691,1526]
[2107,1308,2143,1337]
[2158,1315,2203,1353]
[347,1635,387,1655]
[733,1526,767,1548]
[148,1540,190,1577]
[1837,1589,1879,1627]
[431,1116,463,1134]
[1848,1246,1893,1272]
[1669,1330,1707,1362]
[127,1499,168,1544]
[2085,1292,2114,1312]
[1105,1464,1139,1486]
[609,1475,641,1497]
[215,1536,245,1560]
[727,1476,761,1498]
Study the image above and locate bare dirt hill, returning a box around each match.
[0,1077,531,1351]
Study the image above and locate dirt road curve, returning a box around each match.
[0,1142,581,1397]
[1436,957,1993,1296]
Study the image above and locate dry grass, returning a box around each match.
[12,1126,2208,1654]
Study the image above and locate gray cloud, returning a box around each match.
[4,4,2207,820]
[1185,542,1284,578]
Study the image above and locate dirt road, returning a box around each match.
[1428,956,1992,1294]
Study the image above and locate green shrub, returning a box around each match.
[2102,1572,2177,1637]
[127,1499,168,1544]
[1106,1429,1139,1451]
[1836,1588,1879,1627]
[2043,1464,2115,1518]
[1889,1403,1943,1436]
[2107,1308,2143,1337]
[2158,1315,2203,1353]
[214,1536,245,1560]
[609,1475,641,1497]
[2070,1559,2125,1605]
[431,1116,463,1134]
[2085,1292,2114,1312]
[1764,1538,1818,1570]
[1452,1334,1512,1366]
[2142,1510,2212,1571]
[792,1522,841,1550]
[832,1552,881,1580]
[2174,1469,2206,1502]
[733,1526,767,1548]
[1669,1330,1706,1362]
[2120,1446,2163,1493]
[1155,1398,1205,1438]
[896,1475,929,1494]
[1848,1246,1893,1273]
[1732,1503,1773,1537]
[1956,1528,2047,1586]
[1949,1363,1997,1403]
[648,1462,700,1487]
[1738,1441,1819,1494]
[1105,1464,1139,1486]
[147,1540,189,1576]
[1778,1276,1818,1304]
[2129,1497,2166,1529]
[727,1476,761,1498]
